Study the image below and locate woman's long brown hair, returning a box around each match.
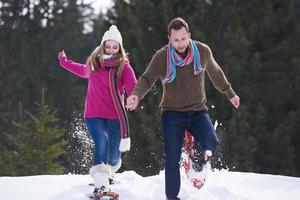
[86,41,127,77]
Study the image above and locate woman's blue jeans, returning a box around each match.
[161,110,219,199]
[85,118,121,166]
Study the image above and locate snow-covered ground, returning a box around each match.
[1,169,300,200]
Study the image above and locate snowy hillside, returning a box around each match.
[1,169,300,200]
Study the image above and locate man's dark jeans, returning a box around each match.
[162,110,219,199]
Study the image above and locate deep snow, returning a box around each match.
[1,169,300,200]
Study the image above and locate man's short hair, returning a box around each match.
[167,17,190,36]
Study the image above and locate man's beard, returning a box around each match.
[175,46,189,57]
[177,46,187,53]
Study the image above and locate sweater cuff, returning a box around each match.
[130,91,141,100]
[224,86,236,99]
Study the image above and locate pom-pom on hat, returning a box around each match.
[100,25,123,48]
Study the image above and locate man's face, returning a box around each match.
[169,27,191,54]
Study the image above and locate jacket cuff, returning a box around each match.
[59,56,67,66]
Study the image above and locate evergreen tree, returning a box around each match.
[0,0,95,175]
[0,89,66,175]
[0,0,92,140]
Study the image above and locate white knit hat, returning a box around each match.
[100,25,123,48]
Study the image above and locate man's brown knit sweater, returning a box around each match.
[131,41,236,112]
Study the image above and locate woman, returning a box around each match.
[58,25,137,195]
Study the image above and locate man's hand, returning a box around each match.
[230,95,240,109]
[126,95,139,111]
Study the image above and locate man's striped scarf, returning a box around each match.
[163,39,203,84]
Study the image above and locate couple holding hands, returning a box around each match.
[58,17,240,200]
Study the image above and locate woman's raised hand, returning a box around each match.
[58,50,66,60]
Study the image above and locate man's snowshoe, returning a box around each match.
[190,147,211,172]
[181,131,211,189]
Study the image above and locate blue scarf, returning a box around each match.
[163,39,203,84]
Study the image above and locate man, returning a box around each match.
[126,17,240,200]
